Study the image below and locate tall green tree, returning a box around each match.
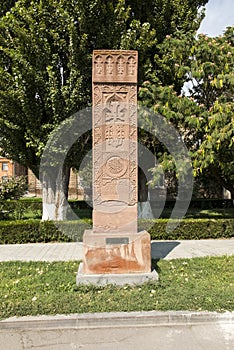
[140,26,234,198]
[0,0,17,17]
[0,0,207,219]
[190,27,234,198]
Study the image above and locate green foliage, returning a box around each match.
[0,219,93,244]
[0,0,207,177]
[0,0,92,176]
[0,176,27,200]
[0,0,210,217]
[147,218,234,240]
[0,0,17,17]
[0,199,42,220]
[0,255,233,319]
[0,177,27,220]
[140,26,234,198]
[188,28,234,197]
[0,217,232,244]
[1,197,232,221]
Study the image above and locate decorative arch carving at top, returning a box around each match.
[127,56,137,76]
[116,55,125,76]
[105,55,114,75]
[94,55,103,75]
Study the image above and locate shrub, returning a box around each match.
[145,218,234,240]
[0,177,28,220]
[0,176,27,200]
[0,218,232,244]
[0,199,42,220]
[0,219,92,244]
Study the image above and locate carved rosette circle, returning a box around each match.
[105,156,128,178]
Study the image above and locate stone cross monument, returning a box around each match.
[77,50,157,285]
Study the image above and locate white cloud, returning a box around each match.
[198,0,234,37]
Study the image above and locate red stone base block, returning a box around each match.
[82,230,151,275]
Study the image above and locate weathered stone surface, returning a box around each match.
[93,50,138,83]
[79,50,152,281]
[92,204,137,234]
[92,50,138,233]
[82,230,151,275]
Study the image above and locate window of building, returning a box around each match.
[1,162,8,171]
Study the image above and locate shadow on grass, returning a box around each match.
[151,259,161,274]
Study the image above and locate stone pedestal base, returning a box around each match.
[80,230,152,275]
[76,263,158,286]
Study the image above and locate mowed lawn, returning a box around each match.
[0,255,233,320]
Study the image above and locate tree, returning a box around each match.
[139,26,234,199]
[0,0,208,220]
[1,0,90,219]
[0,0,17,17]
[0,176,27,200]
[190,27,234,198]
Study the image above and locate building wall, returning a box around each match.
[28,168,84,199]
[68,170,84,199]
[0,157,27,180]
[27,169,42,196]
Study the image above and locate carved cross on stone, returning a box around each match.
[106,56,114,75]
[117,56,125,75]
[95,55,103,75]
[105,100,126,123]
[127,57,136,75]
[76,50,157,286]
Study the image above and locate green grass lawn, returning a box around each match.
[156,207,234,219]
[0,255,233,320]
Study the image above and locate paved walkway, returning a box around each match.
[0,239,233,262]
[1,311,233,350]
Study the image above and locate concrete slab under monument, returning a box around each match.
[76,263,158,286]
[76,49,158,286]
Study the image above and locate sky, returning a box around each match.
[197,0,234,36]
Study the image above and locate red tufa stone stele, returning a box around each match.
[77,50,157,284]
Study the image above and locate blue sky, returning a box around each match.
[198,0,234,36]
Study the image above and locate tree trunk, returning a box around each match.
[209,166,234,201]
[138,167,154,219]
[42,165,70,221]
[219,179,234,200]
[229,188,234,202]
[225,186,234,200]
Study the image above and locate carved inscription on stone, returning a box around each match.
[76,49,154,279]
[92,50,138,232]
[93,84,137,206]
[93,51,137,83]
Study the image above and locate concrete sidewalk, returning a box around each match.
[1,311,233,350]
[0,239,233,262]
